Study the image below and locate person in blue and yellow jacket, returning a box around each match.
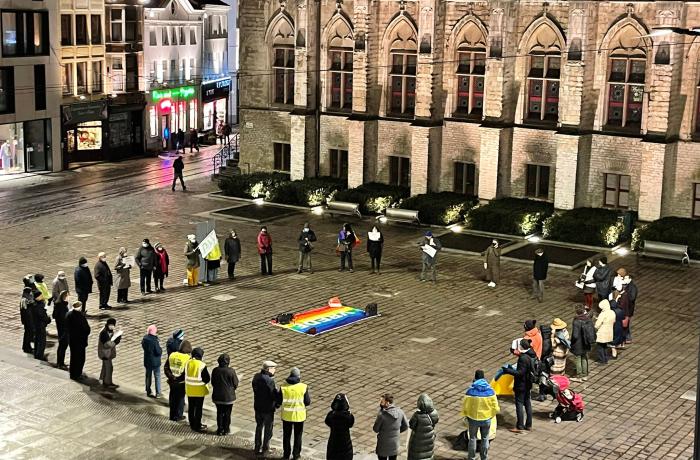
[460,370,500,460]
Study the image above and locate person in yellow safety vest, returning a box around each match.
[204,234,222,284]
[276,367,311,460]
[164,340,192,422]
[184,347,210,432]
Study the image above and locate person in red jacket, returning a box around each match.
[154,243,170,292]
[257,226,273,275]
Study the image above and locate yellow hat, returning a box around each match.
[551,318,567,330]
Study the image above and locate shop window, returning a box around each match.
[329,149,348,179]
[149,106,157,137]
[161,26,168,46]
[389,155,410,187]
[185,58,191,80]
[389,52,416,116]
[110,8,122,42]
[34,65,45,111]
[125,7,138,42]
[75,15,87,45]
[149,28,156,46]
[189,100,197,129]
[91,15,101,45]
[453,162,476,196]
[329,50,353,110]
[126,54,138,91]
[63,62,73,95]
[203,101,214,130]
[273,142,291,172]
[693,183,700,218]
[0,123,24,173]
[273,46,294,104]
[69,121,102,151]
[526,54,560,122]
[190,27,197,45]
[76,62,88,94]
[1,10,49,56]
[178,101,186,131]
[604,173,630,208]
[61,15,72,46]
[0,67,14,114]
[92,60,103,93]
[526,164,550,199]
[455,50,485,117]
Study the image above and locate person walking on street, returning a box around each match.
[277,367,311,460]
[595,299,616,364]
[211,353,239,436]
[166,329,185,356]
[185,234,200,286]
[325,393,354,460]
[223,122,232,146]
[407,393,439,460]
[142,324,163,398]
[189,128,199,153]
[297,222,317,274]
[74,257,93,314]
[165,339,192,422]
[135,238,156,295]
[176,128,185,154]
[373,393,409,460]
[483,239,501,288]
[461,370,500,460]
[570,305,595,382]
[94,252,113,310]
[503,339,536,433]
[593,257,612,301]
[30,290,50,361]
[154,243,170,292]
[185,347,210,432]
[52,290,70,369]
[51,271,69,304]
[216,120,225,145]
[550,318,570,374]
[19,284,35,354]
[338,223,356,272]
[114,248,131,303]
[98,318,121,389]
[252,360,278,456]
[224,230,241,280]
[172,155,186,191]
[257,226,273,275]
[367,225,384,274]
[532,248,549,302]
[66,300,90,380]
[420,231,442,283]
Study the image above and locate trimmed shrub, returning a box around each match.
[466,198,554,236]
[399,192,478,225]
[543,208,625,247]
[333,182,410,215]
[218,172,290,199]
[632,217,700,258]
[269,176,346,206]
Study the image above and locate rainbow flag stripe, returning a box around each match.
[272,305,376,335]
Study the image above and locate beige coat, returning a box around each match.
[484,246,501,283]
[594,300,616,343]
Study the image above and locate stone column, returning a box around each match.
[290,114,309,180]
[559,63,584,127]
[410,125,430,195]
[478,126,501,200]
[638,142,665,221]
[645,64,672,136]
[347,119,365,187]
[553,133,579,210]
[346,0,369,188]
[483,59,504,119]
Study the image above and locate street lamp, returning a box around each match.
[644,26,700,37]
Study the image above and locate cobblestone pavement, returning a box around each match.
[0,152,696,459]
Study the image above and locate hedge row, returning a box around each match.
[632,217,700,258]
[543,208,626,247]
[333,182,410,215]
[218,173,345,206]
[466,198,554,236]
[399,192,477,225]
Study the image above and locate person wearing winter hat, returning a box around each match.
[550,318,570,374]
[211,353,239,436]
[224,229,242,280]
[461,370,500,460]
[141,325,163,398]
[74,256,93,314]
[164,339,192,421]
[325,393,354,460]
[407,393,439,460]
[297,222,317,274]
[52,290,70,370]
[515,320,543,359]
[373,393,409,460]
[420,231,442,283]
[114,247,132,303]
[98,318,121,388]
[51,271,70,305]
[276,367,311,460]
[595,299,616,364]
[94,252,113,310]
[185,347,210,432]
[19,285,35,354]
[30,289,51,361]
[154,243,170,292]
[166,329,186,356]
[33,274,50,304]
[503,339,537,433]
[252,360,278,455]
[65,300,91,380]
[184,234,200,286]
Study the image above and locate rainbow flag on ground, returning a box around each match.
[271,304,377,335]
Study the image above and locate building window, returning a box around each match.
[111,57,123,91]
[453,162,476,195]
[389,155,410,187]
[76,62,88,94]
[526,164,550,199]
[91,15,101,44]
[693,183,700,218]
[75,15,87,45]
[161,26,168,46]
[389,52,416,116]
[190,27,197,45]
[179,59,185,83]
[273,142,291,172]
[171,26,177,46]
[189,100,197,129]
[1,10,49,56]
[126,54,138,91]
[34,64,45,111]
[527,54,560,122]
[329,149,348,179]
[149,28,156,46]
[607,57,645,128]
[61,14,72,46]
[190,58,195,79]
[125,7,138,41]
[273,47,294,104]
[179,26,185,45]
[329,50,352,110]
[63,63,73,95]
[92,60,102,93]
[149,106,157,137]
[0,67,14,114]
[110,9,122,42]
[455,50,485,117]
[604,173,630,208]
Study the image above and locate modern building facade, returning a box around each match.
[0,0,61,174]
[239,0,700,221]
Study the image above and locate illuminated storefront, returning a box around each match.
[202,78,230,132]
[147,85,198,150]
[0,120,52,174]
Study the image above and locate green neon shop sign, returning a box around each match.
[151,86,196,101]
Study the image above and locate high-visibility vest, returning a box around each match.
[280,382,308,422]
[168,352,189,378]
[184,359,209,397]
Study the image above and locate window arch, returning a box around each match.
[326,15,353,110]
[522,22,563,122]
[453,21,486,118]
[267,13,295,105]
[384,17,417,116]
[605,24,647,129]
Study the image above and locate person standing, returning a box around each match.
[189,128,199,153]
[595,299,616,365]
[325,393,354,460]
[503,339,536,433]
[165,339,192,422]
[223,122,232,146]
[74,257,93,314]
[204,233,222,284]
[550,318,570,374]
[185,347,210,432]
[578,260,597,309]
[51,271,70,304]
[19,285,35,354]
[593,257,612,301]
[66,300,90,381]
[257,226,273,275]
[154,243,170,292]
[570,306,595,382]
[420,231,442,283]
[515,320,543,360]
[532,248,549,303]
[373,393,409,460]
[114,248,131,303]
[176,128,185,154]
[33,274,50,303]
[30,290,50,361]
[461,370,500,460]
[98,318,121,389]
[338,223,356,273]
[407,393,439,460]
[52,290,70,369]
[622,274,638,344]
[185,234,200,286]
[252,360,279,456]
[166,329,186,356]
[277,367,311,460]
[483,239,501,288]
[135,238,156,295]
[367,225,384,274]
[172,155,186,191]
[211,353,239,436]
[297,222,317,274]
[216,119,225,145]
[94,252,113,310]
[141,325,163,398]
[609,290,626,358]
[224,230,241,280]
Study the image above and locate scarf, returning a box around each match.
[368,230,381,241]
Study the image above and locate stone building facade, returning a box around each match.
[239,0,700,221]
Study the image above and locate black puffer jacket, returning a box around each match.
[593,264,612,298]
[325,395,354,460]
[570,313,595,355]
[251,369,278,413]
[135,245,156,270]
[407,394,439,460]
[211,354,239,405]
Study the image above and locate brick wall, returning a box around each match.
[319,115,349,177]
[440,121,481,192]
[510,127,557,199]
[376,120,412,184]
[239,109,291,172]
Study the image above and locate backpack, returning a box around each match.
[581,320,596,348]
[528,354,542,385]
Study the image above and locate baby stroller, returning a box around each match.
[547,374,585,423]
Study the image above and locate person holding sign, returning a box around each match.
[420,231,442,283]
[184,234,200,286]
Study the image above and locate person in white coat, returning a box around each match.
[594,299,616,365]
